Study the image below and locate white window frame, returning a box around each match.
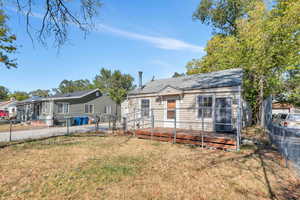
[42,102,50,114]
[104,105,112,114]
[196,95,214,120]
[57,103,70,114]
[84,104,94,114]
[140,98,151,118]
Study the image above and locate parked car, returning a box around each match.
[0,110,9,120]
[274,113,300,129]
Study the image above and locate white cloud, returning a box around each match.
[96,24,204,53]
[9,8,204,53]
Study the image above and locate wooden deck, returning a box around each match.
[133,128,237,150]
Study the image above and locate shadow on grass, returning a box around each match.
[195,143,299,200]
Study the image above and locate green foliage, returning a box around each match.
[55,79,94,94]
[0,9,17,68]
[9,91,29,101]
[187,1,300,124]
[0,85,9,100]
[93,68,134,106]
[29,89,50,97]
[193,0,258,35]
[172,72,185,78]
[281,69,300,107]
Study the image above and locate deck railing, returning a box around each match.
[123,106,242,151]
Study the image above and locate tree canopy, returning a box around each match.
[29,89,51,97]
[0,9,17,68]
[0,85,9,100]
[9,91,29,101]
[172,72,185,78]
[54,79,94,94]
[188,0,300,125]
[193,0,259,35]
[94,68,134,106]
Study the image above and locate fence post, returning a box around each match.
[9,120,12,142]
[201,108,204,149]
[236,89,242,151]
[283,128,288,168]
[108,115,111,130]
[66,117,70,135]
[133,108,136,131]
[173,109,177,144]
[123,117,127,133]
[95,114,99,133]
[151,109,154,140]
[112,115,116,135]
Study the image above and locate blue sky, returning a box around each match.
[1,0,212,92]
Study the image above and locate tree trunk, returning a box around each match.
[257,76,264,127]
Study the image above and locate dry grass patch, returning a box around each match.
[0,134,299,200]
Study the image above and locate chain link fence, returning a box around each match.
[264,97,300,174]
[123,106,241,150]
[0,113,121,143]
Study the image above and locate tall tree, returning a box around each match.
[0,8,17,68]
[55,79,93,94]
[187,1,300,125]
[193,0,258,35]
[94,68,134,115]
[0,85,9,100]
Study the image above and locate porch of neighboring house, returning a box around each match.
[17,102,44,123]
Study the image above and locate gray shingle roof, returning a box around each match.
[18,96,44,104]
[51,89,97,98]
[129,68,243,95]
[18,89,100,105]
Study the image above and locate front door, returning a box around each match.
[215,97,232,132]
[164,99,177,128]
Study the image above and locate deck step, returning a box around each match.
[133,129,237,150]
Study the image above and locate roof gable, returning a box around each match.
[157,85,183,96]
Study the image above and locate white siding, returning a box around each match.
[125,86,242,132]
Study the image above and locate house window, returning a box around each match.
[167,99,176,120]
[197,96,213,118]
[105,105,112,114]
[57,103,69,114]
[84,104,94,114]
[42,102,49,113]
[141,99,150,117]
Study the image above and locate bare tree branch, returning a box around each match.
[10,0,102,48]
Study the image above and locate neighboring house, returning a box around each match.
[0,98,18,118]
[122,68,251,133]
[17,89,119,126]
